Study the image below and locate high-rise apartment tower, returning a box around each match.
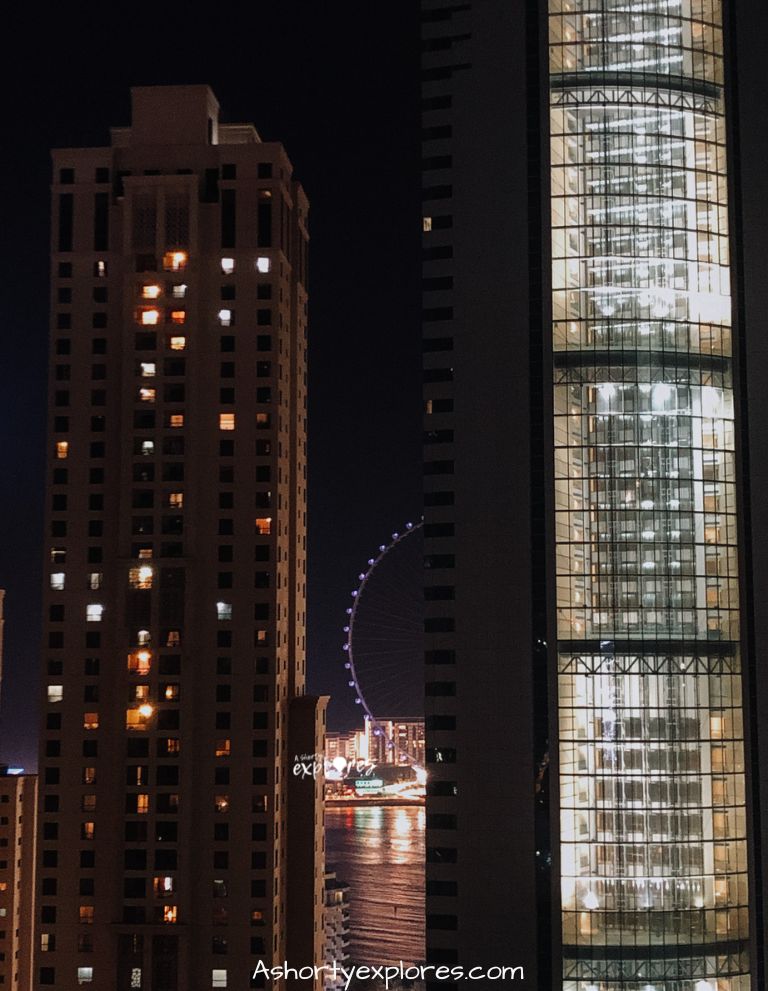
[422,3,768,989]
[36,85,325,991]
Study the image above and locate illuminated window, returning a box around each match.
[81,822,95,841]
[88,573,103,590]
[423,217,433,232]
[131,684,150,702]
[251,910,265,926]
[164,684,180,700]
[139,388,156,403]
[218,309,232,327]
[255,517,271,536]
[82,767,96,784]
[139,308,160,326]
[221,258,235,274]
[169,335,186,351]
[168,492,183,509]
[164,738,181,755]
[172,284,187,299]
[131,969,142,989]
[215,739,231,758]
[136,794,149,814]
[255,256,271,273]
[140,440,154,456]
[140,362,156,377]
[47,685,64,703]
[81,794,96,812]
[137,629,151,645]
[129,564,154,589]
[50,572,65,590]
[77,966,94,984]
[214,795,229,813]
[163,251,187,272]
[255,629,268,644]
[154,876,175,897]
[83,712,99,730]
[217,602,232,621]
[219,413,235,431]
[126,705,153,730]
[95,260,107,278]
[212,969,228,988]
[56,440,69,459]
[166,630,181,647]
[170,310,186,325]
[162,905,178,924]
[86,604,103,622]
[51,547,66,564]
[138,548,153,560]
[256,412,270,428]
[40,934,54,952]
[169,414,185,428]
[141,285,162,300]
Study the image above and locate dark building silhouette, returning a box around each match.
[36,86,325,991]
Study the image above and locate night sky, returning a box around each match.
[0,6,422,768]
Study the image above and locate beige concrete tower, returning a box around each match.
[0,767,38,991]
[36,85,324,991]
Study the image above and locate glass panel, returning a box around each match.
[549,1,750,988]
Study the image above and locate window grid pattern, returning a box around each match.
[549,2,750,989]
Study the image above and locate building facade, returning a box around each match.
[0,767,38,991]
[37,85,324,991]
[322,871,350,991]
[368,718,425,768]
[422,2,766,990]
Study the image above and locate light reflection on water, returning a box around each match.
[325,805,425,966]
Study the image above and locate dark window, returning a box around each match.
[425,522,454,538]
[425,681,456,696]
[424,491,455,507]
[425,585,455,601]
[58,193,74,251]
[425,649,456,665]
[423,246,453,261]
[423,307,454,322]
[94,192,109,251]
[422,185,453,202]
[221,189,236,248]
[422,155,453,170]
[257,199,272,247]
[423,332,454,347]
[427,782,458,801]
[424,460,454,475]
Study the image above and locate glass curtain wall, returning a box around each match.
[548,2,750,989]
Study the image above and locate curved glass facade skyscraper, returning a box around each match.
[421,2,767,987]
[550,2,750,988]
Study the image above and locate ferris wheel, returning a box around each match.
[342,521,424,764]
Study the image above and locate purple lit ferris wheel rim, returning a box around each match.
[342,519,423,750]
